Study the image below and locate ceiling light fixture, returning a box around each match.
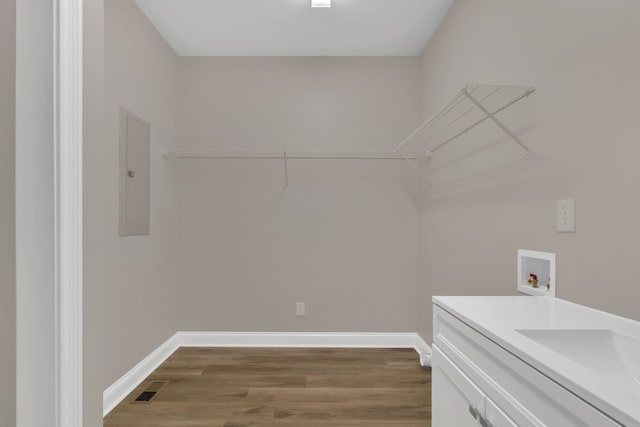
[311,0,331,8]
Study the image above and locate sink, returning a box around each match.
[516,329,640,391]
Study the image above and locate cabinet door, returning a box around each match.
[432,346,484,427]
[486,397,518,427]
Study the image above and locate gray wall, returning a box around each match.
[0,0,15,425]
[417,0,640,341]
[102,0,181,388]
[15,0,56,424]
[84,0,105,424]
[176,57,423,334]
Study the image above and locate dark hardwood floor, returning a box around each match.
[104,347,432,426]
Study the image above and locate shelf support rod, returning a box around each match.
[463,89,531,159]
[283,149,289,187]
[168,149,422,160]
[398,151,433,187]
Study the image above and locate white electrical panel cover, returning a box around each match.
[119,108,150,236]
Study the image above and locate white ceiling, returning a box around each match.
[134,0,454,57]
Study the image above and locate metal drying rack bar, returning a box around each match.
[395,84,536,187]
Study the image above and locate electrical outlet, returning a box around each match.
[296,302,306,317]
[419,353,432,368]
[557,199,576,233]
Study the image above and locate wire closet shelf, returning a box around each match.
[165,150,423,188]
[165,84,535,188]
[395,84,536,186]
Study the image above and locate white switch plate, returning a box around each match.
[557,199,575,233]
[296,302,306,317]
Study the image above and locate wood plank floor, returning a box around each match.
[104,347,432,427]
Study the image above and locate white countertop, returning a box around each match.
[433,296,640,426]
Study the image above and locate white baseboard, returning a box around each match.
[414,334,432,367]
[103,331,432,417]
[102,334,180,417]
[177,331,423,349]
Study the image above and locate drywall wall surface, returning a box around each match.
[417,0,640,341]
[84,0,105,424]
[0,0,15,425]
[177,57,423,333]
[178,57,422,151]
[15,0,56,424]
[103,0,181,388]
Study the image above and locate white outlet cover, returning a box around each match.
[296,302,306,317]
[557,199,575,233]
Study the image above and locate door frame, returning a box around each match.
[16,0,84,425]
[55,1,84,425]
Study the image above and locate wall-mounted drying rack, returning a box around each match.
[164,149,423,187]
[395,84,536,186]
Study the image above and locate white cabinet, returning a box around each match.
[433,346,516,427]
[432,304,622,427]
[486,397,517,427]
[432,346,485,427]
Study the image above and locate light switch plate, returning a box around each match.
[557,199,575,233]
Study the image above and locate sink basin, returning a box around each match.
[517,329,640,391]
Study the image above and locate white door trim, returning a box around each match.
[55,1,83,426]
